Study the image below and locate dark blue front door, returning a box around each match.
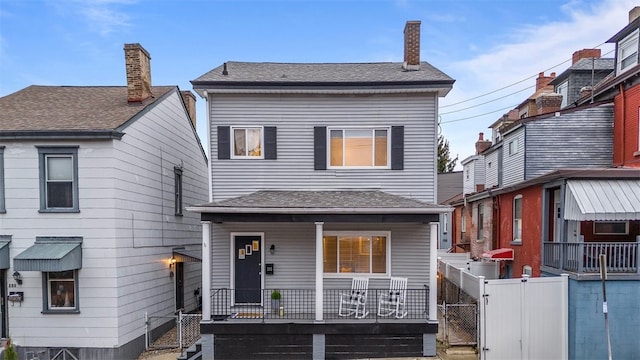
[234,235,261,304]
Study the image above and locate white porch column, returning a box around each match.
[429,222,438,321]
[315,222,324,322]
[202,221,212,321]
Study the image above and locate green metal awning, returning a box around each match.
[14,240,82,272]
[0,241,10,269]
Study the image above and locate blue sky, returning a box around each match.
[0,0,636,167]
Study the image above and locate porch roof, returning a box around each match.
[187,190,450,223]
[564,179,640,221]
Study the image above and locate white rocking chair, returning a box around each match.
[377,277,408,319]
[338,277,369,319]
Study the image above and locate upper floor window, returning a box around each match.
[174,166,183,216]
[0,146,5,213]
[556,80,569,108]
[328,127,389,168]
[323,231,389,276]
[37,146,79,212]
[508,138,519,155]
[617,29,639,74]
[477,203,484,241]
[232,126,263,158]
[513,195,523,243]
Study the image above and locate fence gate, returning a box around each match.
[481,276,568,360]
[438,303,478,346]
[145,311,202,350]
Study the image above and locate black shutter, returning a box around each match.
[217,126,230,160]
[264,126,277,159]
[391,126,404,170]
[314,126,327,170]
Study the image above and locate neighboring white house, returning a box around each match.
[0,44,208,359]
[188,21,454,360]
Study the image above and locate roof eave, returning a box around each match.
[185,206,452,215]
[0,130,124,140]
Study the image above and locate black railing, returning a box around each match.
[543,241,639,274]
[210,287,430,322]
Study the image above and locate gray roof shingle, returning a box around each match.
[190,190,449,214]
[192,61,454,84]
[0,85,175,132]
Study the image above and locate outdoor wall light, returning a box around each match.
[12,271,22,285]
[270,244,275,255]
[169,256,176,278]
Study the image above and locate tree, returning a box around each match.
[437,134,458,173]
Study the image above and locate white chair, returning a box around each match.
[377,277,408,319]
[338,277,369,319]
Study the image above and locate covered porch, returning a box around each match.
[188,190,446,359]
[543,179,640,275]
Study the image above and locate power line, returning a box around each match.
[440,103,520,124]
[440,84,534,115]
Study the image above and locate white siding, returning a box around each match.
[485,150,499,188]
[210,222,431,292]
[0,91,208,349]
[473,157,485,189]
[208,93,438,203]
[502,128,525,187]
[462,160,475,195]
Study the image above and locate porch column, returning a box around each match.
[315,221,324,322]
[429,222,438,321]
[202,221,212,321]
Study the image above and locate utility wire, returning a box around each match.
[440,84,534,115]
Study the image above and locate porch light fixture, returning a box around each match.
[169,256,176,278]
[270,244,275,255]
[12,271,22,285]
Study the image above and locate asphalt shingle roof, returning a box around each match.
[0,85,175,132]
[192,61,454,84]
[192,190,449,214]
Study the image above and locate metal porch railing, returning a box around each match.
[543,241,639,273]
[210,287,430,322]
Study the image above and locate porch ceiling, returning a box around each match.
[564,179,640,221]
[187,190,449,223]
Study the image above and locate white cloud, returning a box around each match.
[439,0,637,168]
[53,0,135,36]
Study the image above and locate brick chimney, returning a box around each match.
[572,49,601,65]
[536,72,556,91]
[629,6,640,23]
[181,91,197,128]
[124,43,152,103]
[403,20,421,71]
[535,93,563,114]
[475,132,492,154]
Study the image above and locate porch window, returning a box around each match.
[323,232,389,275]
[45,270,79,312]
[232,127,263,158]
[513,195,522,243]
[328,127,389,168]
[593,221,628,235]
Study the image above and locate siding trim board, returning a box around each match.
[201,212,440,223]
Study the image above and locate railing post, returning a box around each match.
[429,222,438,322]
[315,222,324,322]
[577,241,584,273]
[636,236,640,274]
[202,221,212,321]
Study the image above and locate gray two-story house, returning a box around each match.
[188,21,454,359]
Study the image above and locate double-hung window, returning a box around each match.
[46,270,78,312]
[38,146,79,212]
[0,146,5,213]
[323,232,389,275]
[617,29,639,74]
[174,166,183,216]
[232,126,263,158]
[477,203,484,241]
[328,127,390,168]
[508,139,519,155]
[513,195,523,243]
[556,80,569,108]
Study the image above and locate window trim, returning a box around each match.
[230,126,264,159]
[476,203,484,242]
[326,126,391,169]
[593,221,629,235]
[461,207,466,233]
[556,80,569,108]
[42,269,80,314]
[0,146,5,213]
[322,231,391,278]
[508,138,519,155]
[174,166,183,216]
[617,28,639,74]
[512,195,523,243]
[37,146,79,213]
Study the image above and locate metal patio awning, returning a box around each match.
[482,248,514,261]
[564,179,640,221]
[0,241,10,269]
[173,248,202,263]
[14,240,82,272]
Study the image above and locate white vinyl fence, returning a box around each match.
[438,256,568,360]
